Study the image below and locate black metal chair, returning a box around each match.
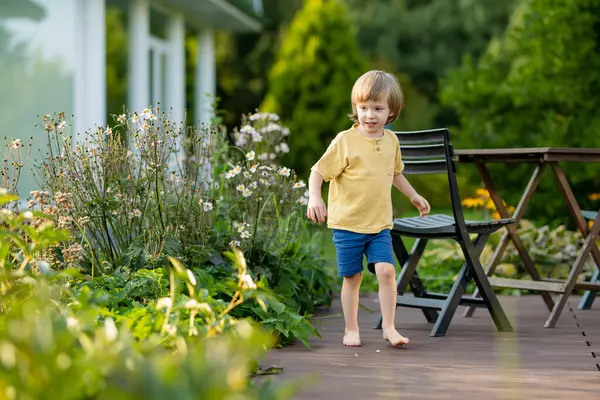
[373,128,515,337]
[578,209,600,310]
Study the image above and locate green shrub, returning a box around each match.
[440,0,600,225]
[0,206,298,399]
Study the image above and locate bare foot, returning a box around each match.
[343,330,361,347]
[383,329,409,347]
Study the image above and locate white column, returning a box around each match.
[128,0,150,115]
[195,28,216,126]
[74,0,106,142]
[167,13,186,124]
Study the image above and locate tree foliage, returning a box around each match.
[261,0,366,176]
[342,0,516,125]
[440,0,600,223]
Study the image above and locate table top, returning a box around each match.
[455,147,600,163]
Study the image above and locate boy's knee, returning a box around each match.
[375,263,395,281]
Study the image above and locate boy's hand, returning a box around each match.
[307,195,327,223]
[410,194,431,218]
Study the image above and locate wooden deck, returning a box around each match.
[259,295,600,399]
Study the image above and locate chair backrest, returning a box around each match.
[393,128,469,235]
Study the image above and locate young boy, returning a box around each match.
[306,70,431,347]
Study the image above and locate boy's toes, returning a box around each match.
[343,331,361,347]
[383,330,409,347]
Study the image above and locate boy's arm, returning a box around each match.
[307,170,327,223]
[393,174,431,217]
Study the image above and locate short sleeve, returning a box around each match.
[311,136,348,182]
[394,143,405,176]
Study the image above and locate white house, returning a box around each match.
[1,0,262,196]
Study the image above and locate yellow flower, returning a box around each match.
[589,193,600,201]
[475,188,490,198]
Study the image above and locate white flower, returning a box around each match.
[251,132,263,142]
[230,240,241,248]
[105,127,113,135]
[22,211,33,220]
[235,134,248,146]
[131,113,139,123]
[275,145,281,153]
[233,165,242,175]
[133,209,141,217]
[127,150,134,158]
[117,114,127,124]
[186,269,196,286]
[66,317,80,331]
[203,202,213,212]
[0,188,7,195]
[236,184,245,192]
[293,181,306,189]
[258,153,269,161]
[278,167,291,177]
[104,318,118,342]
[242,188,252,197]
[246,151,255,161]
[225,170,236,179]
[185,299,198,309]
[269,153,276,160]
[297,197,308,206]
[240,124,256,134]
[250,181,258,189]
[240,273,257,290]
[10,139,21,149]
[280,143,290,153]
[241,230,251,239]
[282,127,290,136]
[58,121,67,130]
[250,164,258,173]
[156,297,172,309]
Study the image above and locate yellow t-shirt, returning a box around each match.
[311,125,404,234]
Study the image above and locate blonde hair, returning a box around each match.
[348,70,404,124]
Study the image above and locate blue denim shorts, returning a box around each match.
[331,229,396,277]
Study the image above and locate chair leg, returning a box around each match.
[429,234,488,337]
[460,235,512,332]
[578,267,599,310]
[394,236,439,323]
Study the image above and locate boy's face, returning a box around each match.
[355,94,391,136]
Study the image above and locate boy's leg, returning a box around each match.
[374,262,409,346]
[341,272,362,346]
[367,230,409,347]
[332,229,366,347]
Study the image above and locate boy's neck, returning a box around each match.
[355,124,384,139]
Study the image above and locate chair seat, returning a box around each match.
[393,214,516,238]
[582,210,598,221]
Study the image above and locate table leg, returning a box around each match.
[549,163,600,271]
[547,163,600,324]
[464,161,555,315]
[545,210,600,328]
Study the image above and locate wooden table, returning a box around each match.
[454,147,600,328]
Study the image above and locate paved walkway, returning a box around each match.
[260,295,600,399]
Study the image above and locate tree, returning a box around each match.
[440,0,600,224]
[261,0,366,177]
[342,0,516,126]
